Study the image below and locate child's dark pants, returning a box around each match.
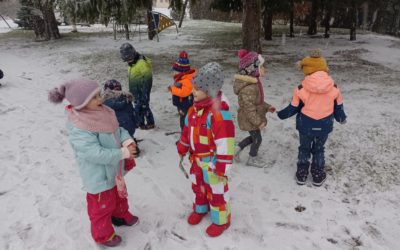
[238,130,262,157]
[297,133,328,180]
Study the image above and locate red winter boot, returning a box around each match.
[100,234,122,247]
[125,215,139,226]
[206,223,230,237]
[187,212,206,225]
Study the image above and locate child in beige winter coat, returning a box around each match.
[233,49,275,168]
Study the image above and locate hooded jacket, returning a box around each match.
[278,71,347,136]
[233,74,271,131]
[170,69,196,111]
[128,55,152,103]
[177,96,235,177]
[67,123,132,194]
[102,90,136,136]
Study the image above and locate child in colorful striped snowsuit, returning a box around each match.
[177,62,235,237]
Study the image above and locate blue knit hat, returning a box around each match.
[172,51,191,73]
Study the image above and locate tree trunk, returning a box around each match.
[32,15,45,40]
[308,0,319,35]
[146,1,156,40]
[242,0,262,53]
[390,3,400,35]
[178,0,189,28]
[263,6,273,40]
[395,9,400,35]
[371,8,382,32]
[41,2,60,40]
[124,23,130,40]
[289,0,295,37]
[362,1,368,30]
[324,0,332,38]
[68,1,77,33]
[70,9,77,33]
[349,0,357,40]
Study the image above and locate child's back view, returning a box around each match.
[277,49,347,186]
[102,79,140,156]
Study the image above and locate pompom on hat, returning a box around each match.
[298,48,329,75]
[238,49,265,77]
[48,79,100,110]
[172,51,191,73]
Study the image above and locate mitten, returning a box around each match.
[174,82,182,88]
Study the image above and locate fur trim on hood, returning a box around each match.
[233,74,258,95]
[102,89,134,102]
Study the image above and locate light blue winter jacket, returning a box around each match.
[67,122,132,194]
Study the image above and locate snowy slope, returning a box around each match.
[0,20,400,250]
[0,17,18,33]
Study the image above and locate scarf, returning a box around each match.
[193,97,213,111]
[66,105,119,133]
[173,69,196,82]
[193,92,226,112]
[257,78,265,105]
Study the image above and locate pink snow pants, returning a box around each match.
[86,186,134,243]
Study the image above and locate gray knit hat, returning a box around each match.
[120,43,137,62]
[193,62,224,98]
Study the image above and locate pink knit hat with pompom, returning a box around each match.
[48,79,100,110]
[238,49,265,77]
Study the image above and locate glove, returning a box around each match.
[174,82,182,88]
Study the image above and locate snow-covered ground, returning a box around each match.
[1,20,400,250]
[0,17,18,33]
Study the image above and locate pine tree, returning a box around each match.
[17,0,60,40]
[16,0,35,29]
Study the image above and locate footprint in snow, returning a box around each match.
[261,185,271,201]
[170,187,186,201]
[64,217,83,240]
[237,181,254,194]
[311,200,323,209]
[0,150,16,162]
[269,198,280,209]
[152,184,165,199]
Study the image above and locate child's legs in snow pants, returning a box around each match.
[86,186,133,243]
[310,134,328,179]
[238,130,262,157]
[297,134,328,178]
[178,107,189,130]
[135,100,155,127]
[190,159,231,225]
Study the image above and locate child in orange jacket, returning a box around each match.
[168,51,196,130]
